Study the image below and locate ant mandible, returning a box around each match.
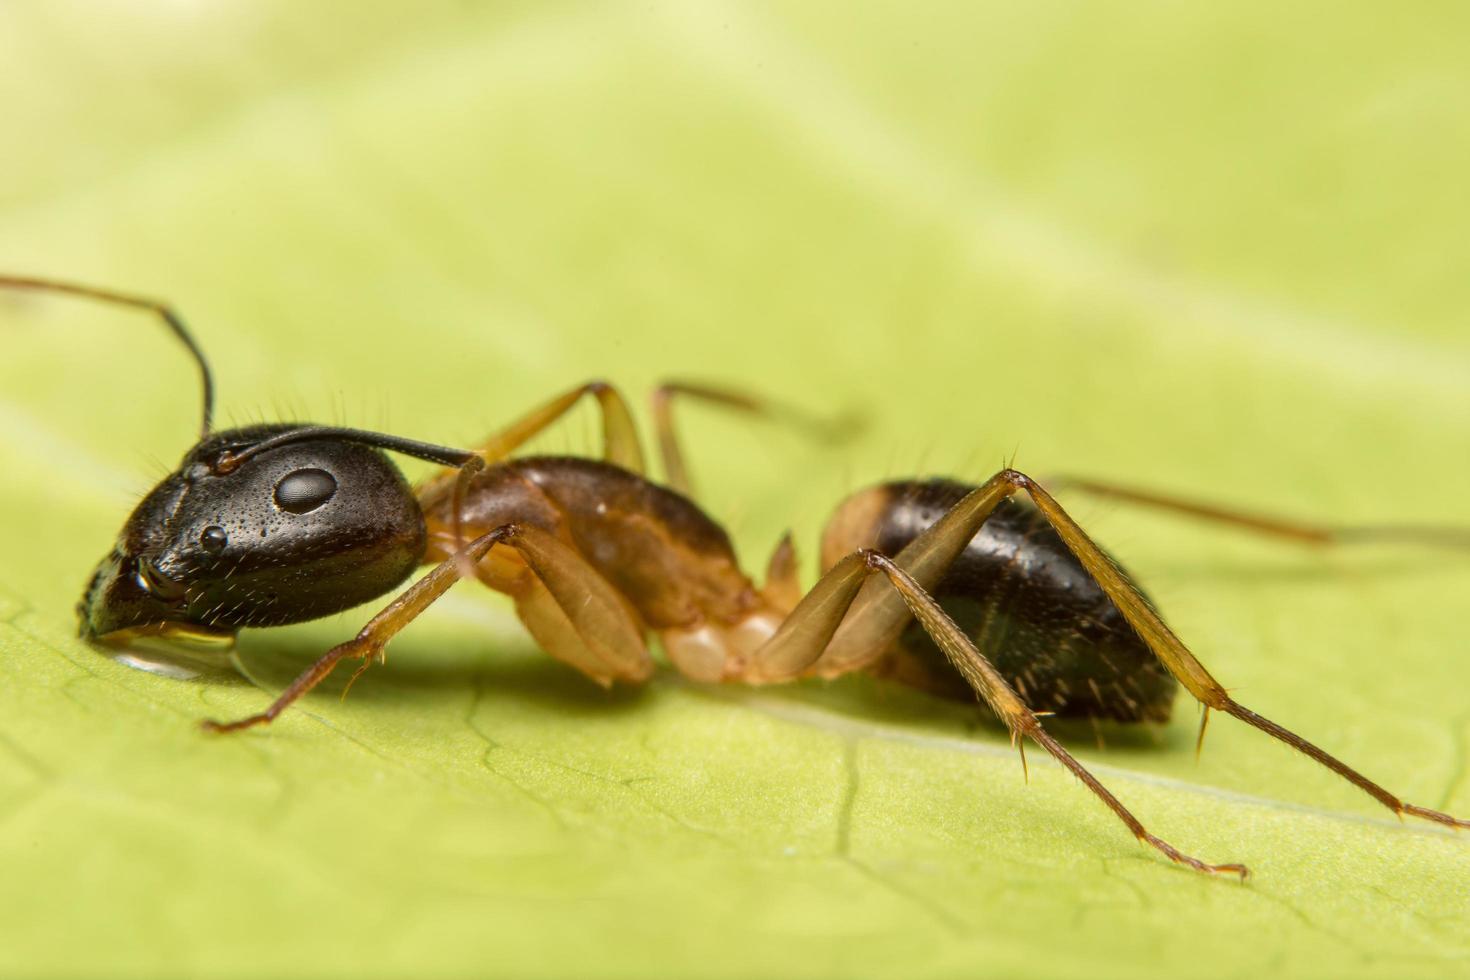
[5,274,1467,880]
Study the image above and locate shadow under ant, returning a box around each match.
[236,630,654,718]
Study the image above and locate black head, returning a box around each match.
[80,424,429,647]
[0,276,481,654]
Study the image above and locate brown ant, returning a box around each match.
[5,274,1467,880]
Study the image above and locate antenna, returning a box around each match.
[0,275,215,437]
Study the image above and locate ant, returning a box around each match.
[5,274,1467,880]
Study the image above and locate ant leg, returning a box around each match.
[872,553,1248,877]
[498,525,652,687]
[1046,475,1470,550]
[813,477,1017,677]
[470,381,645,472]
[747,549,1245,876]
[857,470,1468,828]
[762,531,802,611]
[417,381,645,508]
[202,524,521,733]
[650,380,861,496]
[651,382,761,496]
[203,523,650,732]
[1012,470,1469,829]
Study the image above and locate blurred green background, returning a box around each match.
[2,2,1469,978]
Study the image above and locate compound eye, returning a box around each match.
[273,468,338,514]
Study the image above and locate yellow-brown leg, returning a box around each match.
[746,548,1246,876]
[1046,475,1470,549]
[1017,471,1468,829]
[498,524,652,687]
[651,380,860,496]
[809,468,1468,830]
[417,381,645,509]
[203,522,651,732]
[475,380,644,472]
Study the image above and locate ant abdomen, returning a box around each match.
[821,479,1176,723]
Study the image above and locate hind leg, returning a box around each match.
[810,468,1468,830]
[1047,475,1470,550]
[741,547,1246,876]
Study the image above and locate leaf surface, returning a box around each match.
[2,3,1469,977]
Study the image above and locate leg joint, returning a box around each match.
[998,468,1033,489]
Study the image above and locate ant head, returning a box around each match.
[80,424,429,648]
[0,277,480,654]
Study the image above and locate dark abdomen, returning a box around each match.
[827,479,1176,723]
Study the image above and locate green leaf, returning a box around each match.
[2,3,1468,977]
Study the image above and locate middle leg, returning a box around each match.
[650,380,861,497]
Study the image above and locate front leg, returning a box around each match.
[201,524,524,733]
[203,522,652,732]
[418,381,645,512]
